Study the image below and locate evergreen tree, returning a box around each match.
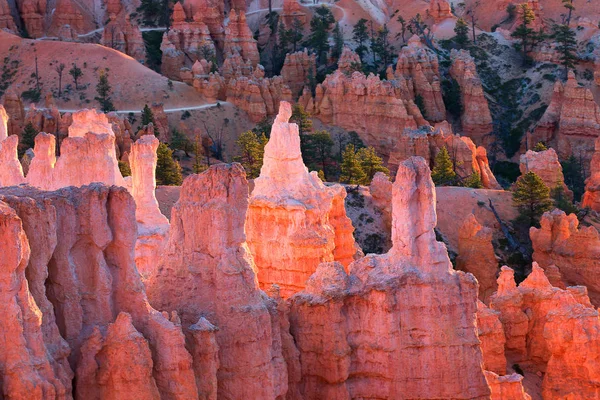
[69,63,83,90]
[302,130,334,178]
[332,23,344,60]
[533,141,548,152]
[340,144,367,185]
[551,22,578,79]
[234,130,267,179]
[511,3,545,64]
[141,104,155,126]
[307,6,335,66]
[397,15,407,42]
[95,70,115,112]
[170,128,192,156]
[431,147,457,185]
[512,171,553,227]
[357,146,389,183]
[454,18,470,48]
[348,131,365,150]
[21,122,38,151]
[155,143,183,185]
[192,135,208,174]
[352,18,369,61]
[290,18,304,52]
[561,155,585,201]
[118,160,131,177]
[291,104,313,134]
[463,172,483,188]
[552,183,578,214]
[371,24,394,72]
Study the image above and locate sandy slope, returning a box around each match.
[0,31,206,110]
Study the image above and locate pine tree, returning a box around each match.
[69,63,83,90]
[357,146,388,184]
[291,104,313,135]
[512,171,553,227]
[397,15,407,42]
[308,5,335,66]
[155,143,183,185]
[353,18,369,61]
[371,24,394,72]
[141,104,155,126]
[21,122,38,151]
[340,144,367,185]
[431,147,457,185]
[192,135,208,174]
[561,155,585,201]
[234,131,267,179]
[552,183,577,214]
[533,142,548,152]
[118,160,131,177]
[332,22,344,60]
[511,3,545,64]
[463,172,483,188]
[302,130,334,178]
[95,70,115,112]
[454,18,470,48]
[170,128,192,156]
[551,22,578,79]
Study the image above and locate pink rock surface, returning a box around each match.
[520,148,571,197]
[477,301,507,375]
[0,0,17,31]
[0,135,25,186]
[450,49,493,144]
[457,214,499,302]
[530,209,600,305]
[247,101,359,298]
[281,49,316,98]
[289,157,490,399]
[582,136,600,210]
[0,104,8,140]
[337,46,362,74]
[485,371,532,400]
[146,163,289,399]
[223,10,259,67]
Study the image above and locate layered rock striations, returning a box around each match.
[146,163,291,400]
[449,49,494,144]
[246,101,359,298]
[530,209,600,305]
[530,71,600,164]
[0,184,197,399]
[101,14,146,63]
[223,9,259,67]
[288,156,491,399]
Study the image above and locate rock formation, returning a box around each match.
[223,10,259,67]
[450,49,494,144]
[129,135,169,278]
[0,184,197,399]
[0,0,17,32]
[147,163,291,399]
[457,214,499,302]
[280,49,316,98]
[226,75,292,122]
[392,35,446,122]
[288,157,491,399]
[519,148,572,198]
[50,0,84,35]
[530,71,600,164]
[337,46,362,74]
[0,135,25,186]
[101,14,146,63]
[281,0,307,27]
[490,264,600,398]
[246,101,359,298]
[429,0,453,22]
[17,0,45,38]
[485,371,532,400]
[477,301,507,375]
[582,136,600,210]
[0,104,8,140]
[3,90,25,137]
[530,209,600,305]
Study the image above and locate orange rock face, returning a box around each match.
[0,184,197,399]
[393,35,446,122]
[490,264,600,399]
[3,90,25,137]
[280,49,316,98]
[246,101,359,298]
[457,214,499,302]
[477,301,507,375]
[449,49,493,144]
[226,74,292,122]
[530,71,600,163]
[0,104,8,140]
[485,371,532,400]
[582,136,600,210]
[16,0,45,38]
[102,15,146,63]
[288,157,491,399]
[520,148,572,197]
[337,46,362,74]
[146,164,290,399]
[223,10,259,67]
[429,0,452,22]
[530,209,600,305]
